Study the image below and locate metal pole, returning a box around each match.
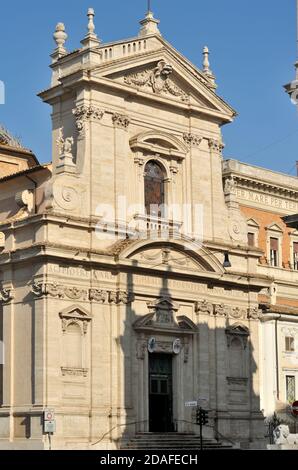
[199,408,203,451]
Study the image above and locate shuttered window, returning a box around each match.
[248,232,255,247]
[270,237,279,267]
[293,242,298,270]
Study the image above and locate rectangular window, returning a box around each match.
[293,242,298,270]
[270,237,279,267]
[286,375,296,404]
[248,232,255,247]
[285,336,295,352]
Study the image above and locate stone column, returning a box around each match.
[112,113,130,231]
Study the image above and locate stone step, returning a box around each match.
[122,433,234,451]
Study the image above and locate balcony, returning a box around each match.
[132,214,182,239]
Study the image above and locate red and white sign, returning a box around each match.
[292,401,298,416]
[44,409,55,422]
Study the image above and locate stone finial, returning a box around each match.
[53,23,68,57]
[202,46,216,84]
[87,8,96,37]
[81,7,101,48]
[203,46,211,74]
[139,10,161,37]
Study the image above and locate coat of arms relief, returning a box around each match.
[124,60,190,103]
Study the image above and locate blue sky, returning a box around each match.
[0,0,297,174]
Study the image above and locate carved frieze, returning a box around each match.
[196,300,263,321]
[195,300,213,315]
[124,60,190,103]
[247,307,262,320]
[31,282,87,300]
[112,113,130,129]
[230,307,246,320]
[32,282,132,305]
[136,338,189,361]
[109,290,132,304]
[89,289,107,303]
[214,303,229,317]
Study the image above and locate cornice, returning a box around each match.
[223,172,298,200]
[0,241,270,291]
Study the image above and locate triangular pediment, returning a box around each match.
[247,218,260,228]
[266,223,283,233]
[59,304,92,321]
[90,40,235,121]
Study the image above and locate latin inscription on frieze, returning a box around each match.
[236,188,298,213]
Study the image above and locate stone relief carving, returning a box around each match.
[230,307,246,320]
[214,303,229,317]
[183,133,202,147]
[15,189,34,215]
[31,282,87,300]
[195,300,214,315]
[273,425,298,446]
[136,338,189,361]
[73,105,104,137]
[0,288,14,303]
[32,282,132,305]
[53,184,80,212]
[89,289,107,303]
[224,176,236,195]
[112,113,130,129]
[61,367,88,377]
[56,128,74,167]
[247,307,262,320]
[195,300,257,321]
[124,60,190,103]
[136,340,147,360]
[228,217,247,243]
[147,297,179,326]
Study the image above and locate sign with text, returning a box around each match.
[185,401,198,407]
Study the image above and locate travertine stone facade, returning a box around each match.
[0,9,296,451]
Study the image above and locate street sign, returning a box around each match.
[44,421,56,433]
[292,401,298,416]
[185,401,198,407]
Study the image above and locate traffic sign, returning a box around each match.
[292,401,298,416]
[44,409,55,421]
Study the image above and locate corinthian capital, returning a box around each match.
[208,138,225,153]
[183,133,202,147]
[112,113,130,129]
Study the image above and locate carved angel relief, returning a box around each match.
[124,60,190,103]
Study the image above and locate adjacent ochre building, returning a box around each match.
[0,8,297,450]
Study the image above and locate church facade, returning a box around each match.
[0,8,297,450]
